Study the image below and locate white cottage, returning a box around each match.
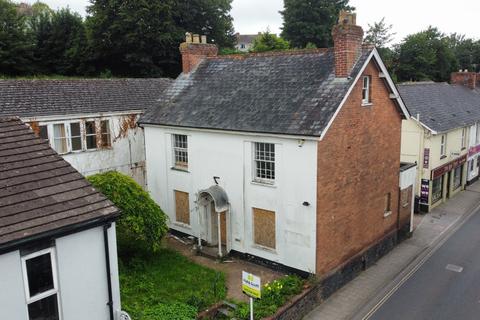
[0,118,122,320]
[0,79,171,187]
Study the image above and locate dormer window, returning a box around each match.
[362,76,372,105]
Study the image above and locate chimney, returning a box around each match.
[179,32,218,74]
[451,70,477,89]
[332,11,364,78]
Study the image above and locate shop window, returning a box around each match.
[85,121,97,150]
[174,190,190,225]
[253,208,276,249]
[70,123,82,151]
[22,248,60,320]
[432,176,443,203]
[254,142,275,182]
[440,134,447,158]
[453,165,463,190]
[100,120,111,147]
[173,134,188,169]
[52,124,67,154]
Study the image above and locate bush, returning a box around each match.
[141,303,197,320]
[234,275,304,320]
[87,171,168,255]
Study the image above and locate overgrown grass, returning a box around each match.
[120,248,226,320]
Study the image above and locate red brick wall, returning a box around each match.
[451,72,477,89]
[332,24,364,78]
[315,60,402,275]
[179,43,218,73]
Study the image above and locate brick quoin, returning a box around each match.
[315,60,402,275]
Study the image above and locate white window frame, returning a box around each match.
[172,134,188,170]
[21,247,62,320]
[69,121,84,152]
[100,119,112,148]
[440,134,447,158]
[362,75,371,105]
[52,123,68,154]
[84,120,98,150]
[461,127,467,149]
[253,142,276,184]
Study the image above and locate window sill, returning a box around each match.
[173,222,191,229]
[252,244,277,254]
[383,211,392,218]
[361,102,373,107]
[251,180,276,188]
[171,167,189,173]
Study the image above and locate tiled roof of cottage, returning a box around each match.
[398,82,480,133]
[140,48,374,137]
[0,78,172,118]
[0,118,119,250]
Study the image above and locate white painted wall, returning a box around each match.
[24,112,146,187]
[56,225,121,320]
[0,225,120,320]
[144,125,318,273]
[0,251,28,320]
[467,123,480,181]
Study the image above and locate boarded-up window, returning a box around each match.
[253,208,276,249]
[384,193,391,212]
[401,188,411,207]
[175,190,190,225]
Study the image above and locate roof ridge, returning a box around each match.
[212,48,331,60]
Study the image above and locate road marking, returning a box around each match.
[446,264,463,273]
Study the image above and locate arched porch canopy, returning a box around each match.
[197,185,229,212]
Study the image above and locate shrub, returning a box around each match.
[87,171,168,255]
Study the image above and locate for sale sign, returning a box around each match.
[242,271,261,299]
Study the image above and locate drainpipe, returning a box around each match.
[103,223,114,320]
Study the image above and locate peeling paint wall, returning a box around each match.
[26,112,146,187]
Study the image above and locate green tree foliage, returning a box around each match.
[280,0,352,48]
[86,0,235,77]
[87,171,168,254]
[0,0,34,75]
[395,27,458,82]
[447,34,480,72]
[364,17,395,48]
[251,30,290,52]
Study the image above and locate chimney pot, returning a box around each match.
[201,35,207,44]
[185,32,192,43]
[193,34,200,43]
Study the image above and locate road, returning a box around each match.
[365,208,480,320]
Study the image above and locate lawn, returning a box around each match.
[120,248,226,319]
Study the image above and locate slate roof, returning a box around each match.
[0,118,119,250]
[141,48,373,137]
[398,82,480,133]
[0,78,172,118]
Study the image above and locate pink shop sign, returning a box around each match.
[469,145,480,157]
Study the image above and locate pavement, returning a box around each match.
[304,181,480,320]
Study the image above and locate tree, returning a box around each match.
[448,34,480,72]
[395,27,458,82]
[87,171,168,254]
[364,17,395,48]
[86,0,235,77]
[280,0,352,48]
[0,0,34,75]
[251,30,290,52]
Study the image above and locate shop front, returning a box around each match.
[419,154,467,212]
[467,145,480,184]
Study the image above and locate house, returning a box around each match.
[140,11,414,276]
[0,117,122,320]
[235,33,260,52]
[398,78,480,212]
[0,79,172,187]
[451,71,480,185]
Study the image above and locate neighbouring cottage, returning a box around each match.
[399,75,480,213]
[234,33,261,52]
[0,78,172,187]
[0,117,122,320]
[140,12,415,276]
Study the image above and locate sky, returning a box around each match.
[20,0,480,43]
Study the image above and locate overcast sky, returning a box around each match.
[20,0,480,43]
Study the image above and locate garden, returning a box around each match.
[89,171,306,319]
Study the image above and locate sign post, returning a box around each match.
[242,271,261,320]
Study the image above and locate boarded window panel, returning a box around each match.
[253,208,276,249]
[401,188,410,207]
[175,190,190,225]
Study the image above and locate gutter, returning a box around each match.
[104,223,115,320]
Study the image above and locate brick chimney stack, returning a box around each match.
[451,70,477,90]
[179,33,218,74]
[332,11,364,78]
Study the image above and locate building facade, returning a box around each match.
[142,12,414,275]
[399,81,480,212]
[0,79,172,187]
